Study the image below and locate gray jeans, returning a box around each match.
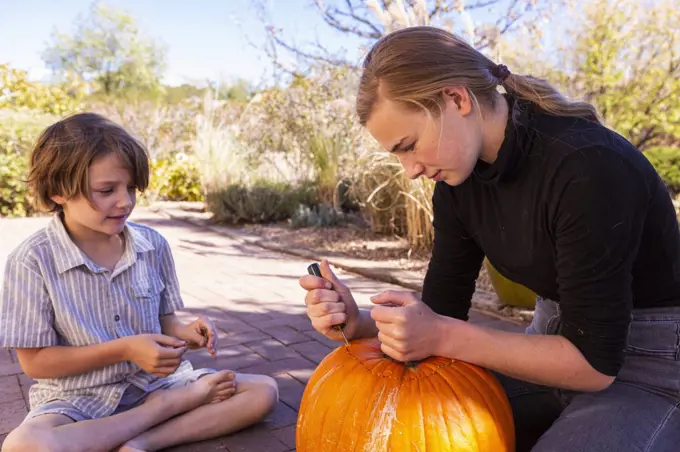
[494,297,680,452]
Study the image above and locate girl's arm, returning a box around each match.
[438,316,615,391]
[369,291,615,392]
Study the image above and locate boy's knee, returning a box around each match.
[3,425,60,452]
[249,375,279,413]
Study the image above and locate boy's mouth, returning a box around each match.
[108,214,128,221]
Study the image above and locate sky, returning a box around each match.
[0,0,368,87]
[0,0,576,88]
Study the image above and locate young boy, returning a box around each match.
[0,113,278,452]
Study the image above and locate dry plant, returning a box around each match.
[350,149,435,250]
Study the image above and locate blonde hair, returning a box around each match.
[28,112,150,212]
[356,26,600,125]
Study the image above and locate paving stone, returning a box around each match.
[0,351,12,367]
[0,399,27,435]
[265,327,311,346]
[289,341,332,365]
[0,376,22,404]
[270,425,297,449]
[213,317,259,334]
[229,311,277,325]
[301,330,343,349]
[273,374,307,412]
[162,437,228,451]
[246,339,305,362]
[222,424,289,452]
[190,352,269,373]
[255,315,307,331]
[17,374,34,387]
[239,357,316,384]
[219,331,272,347]
[263,401,299,430]
[0,363,23,377]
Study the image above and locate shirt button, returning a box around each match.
[114,315,120,321]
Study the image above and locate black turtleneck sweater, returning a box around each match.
[421,96,680,377]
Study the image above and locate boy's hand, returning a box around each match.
[179,316,218,358]
[124,334,188,377]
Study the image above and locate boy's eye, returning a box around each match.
[98,189,113,195]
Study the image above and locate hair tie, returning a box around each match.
[492,64,511,83]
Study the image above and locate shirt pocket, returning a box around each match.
[131,275,166,334]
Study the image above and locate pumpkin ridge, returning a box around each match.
[445,362,505,450]
[432,366,472,449]
[344,345,459,380]
[457,362,515,446]
[429,368,454,450]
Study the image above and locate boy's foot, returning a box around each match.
[119,371,237,451]
[195,370,237,404]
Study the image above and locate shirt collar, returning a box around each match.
[472,94,535,184]
[47,213,154,274]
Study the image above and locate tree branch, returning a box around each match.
[314,0,383,39]
[256,0,563,73]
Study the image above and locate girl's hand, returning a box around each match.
[370,290,446,362]
[299,260,361,343]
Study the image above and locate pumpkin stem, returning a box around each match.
[382,353,420,368]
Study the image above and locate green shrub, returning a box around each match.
[147,153,203,202]
[205,180,313,224]
[290,204,346,228]
[645,146,680,194]
[0,109,56,155]
[0,152,31,217]
[0,109,56,217]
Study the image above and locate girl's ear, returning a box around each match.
[443,86,473,116]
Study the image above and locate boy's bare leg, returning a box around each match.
[1,370,235,452]
[119,373,279,452]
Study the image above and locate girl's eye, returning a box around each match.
[404,142,416,152]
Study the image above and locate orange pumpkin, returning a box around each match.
[296,338,515,451]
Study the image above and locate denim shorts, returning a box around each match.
[25,367,215,423]
[495,297,680,452]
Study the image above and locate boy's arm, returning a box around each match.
[15,334,187,379]
[160,313,186,338]
[156,236,217,356]
[15,340,128,379]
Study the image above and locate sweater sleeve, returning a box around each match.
[551,146,650,376]
[421,182,485,320]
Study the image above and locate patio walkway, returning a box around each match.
[0,208,525,451]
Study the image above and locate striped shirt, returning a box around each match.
[0,213,199,419]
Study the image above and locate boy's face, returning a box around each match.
[52,152,137,239]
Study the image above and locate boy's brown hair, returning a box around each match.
[27,112,150,212]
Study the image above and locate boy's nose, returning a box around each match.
[117,190,134,208]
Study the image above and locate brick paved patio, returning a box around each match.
[0,209,525,451]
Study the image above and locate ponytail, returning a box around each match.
[501,71,602,124]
